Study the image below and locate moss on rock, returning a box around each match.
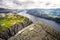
[0,13,32,40]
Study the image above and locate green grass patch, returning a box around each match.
[0,14,28,32]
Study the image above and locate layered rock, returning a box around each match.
[0,13,32,40]
[8,22,60,40]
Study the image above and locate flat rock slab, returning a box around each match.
[8,22,60,40]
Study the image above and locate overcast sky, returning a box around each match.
[0,0,60,9]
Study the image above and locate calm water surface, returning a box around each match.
[18,12,60,32]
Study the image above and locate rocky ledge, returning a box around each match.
[0,13,32,40]
[8,22,60,40]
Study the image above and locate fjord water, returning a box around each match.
[18,12,60,32]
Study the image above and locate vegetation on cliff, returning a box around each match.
[0,13,27,32]
[0,13,32,40]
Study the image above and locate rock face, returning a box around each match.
[0,19,32,40]
[0,38,3,40]
[8,22,60,40]
[0,13,32,40]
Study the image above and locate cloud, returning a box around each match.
[0,0,60,9]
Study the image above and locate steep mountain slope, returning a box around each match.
[0,13,32,40]
[26,9,60,23]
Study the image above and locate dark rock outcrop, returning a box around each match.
[0,18,32,40]
[8,22,60,40]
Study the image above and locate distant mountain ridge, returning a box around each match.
[26,8,60,23]
[0,8,12,13]
[0,8,60,23]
